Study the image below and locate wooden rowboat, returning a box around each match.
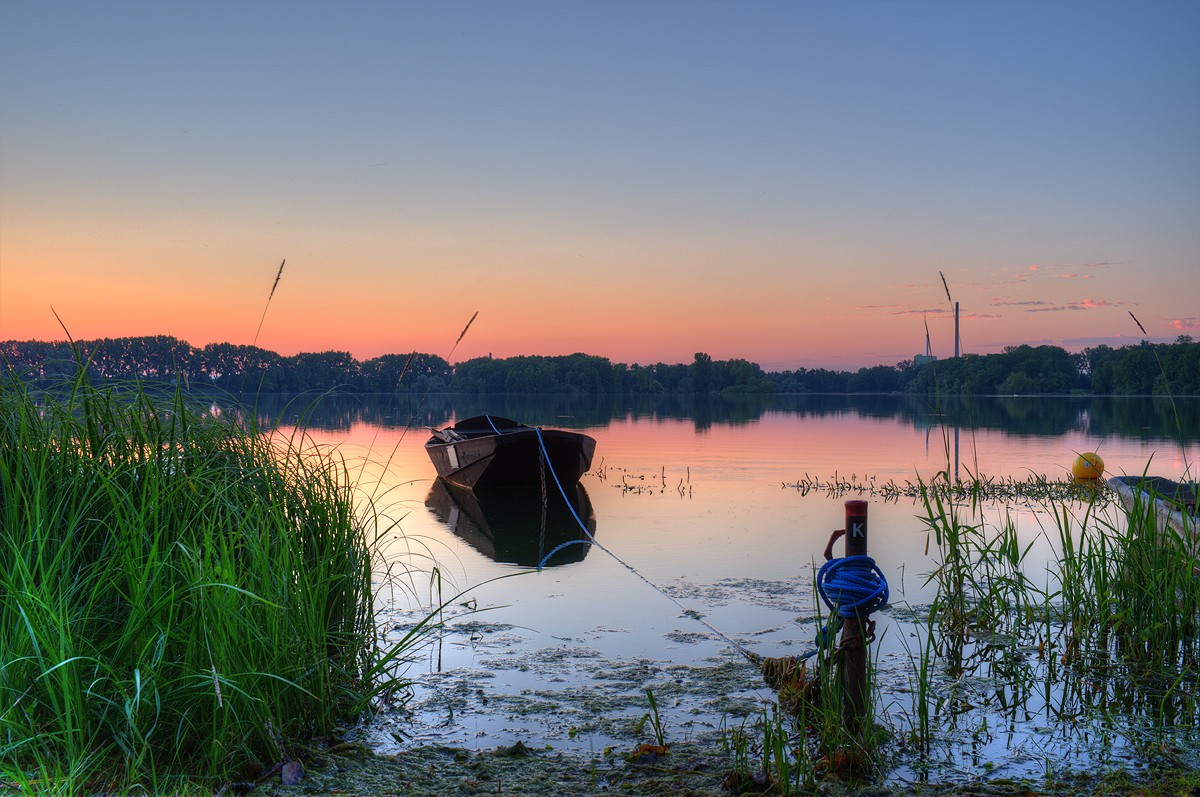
[425,415,597,491]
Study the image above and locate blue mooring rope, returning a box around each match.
[533,426,597,567]
[532,428,766,662]
[795,554,890,662]
[816,555,890,618]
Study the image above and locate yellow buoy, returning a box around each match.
[1071,452,1105,481]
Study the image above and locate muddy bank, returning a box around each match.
[246,740,1200,797]
[247,739,732,796]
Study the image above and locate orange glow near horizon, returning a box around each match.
[1,251,1189,373]
[2,213,1194,373]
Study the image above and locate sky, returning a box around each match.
[1,0,1197,371]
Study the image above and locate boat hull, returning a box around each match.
[425,416,597,490]
[1108,475,1197,539]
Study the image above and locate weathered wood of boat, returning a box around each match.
[1108,475,1198,538]
[425,415,597,490]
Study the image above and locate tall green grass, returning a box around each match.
[906,467,1200,771]
[0,368,401,793]
[1058,483,1199,663]
[919,477,1199,663]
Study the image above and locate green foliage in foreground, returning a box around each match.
[0,373,392,793]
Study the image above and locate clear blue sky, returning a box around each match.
[2,0,1197,370]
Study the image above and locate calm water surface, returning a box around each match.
[269,394,1198,783]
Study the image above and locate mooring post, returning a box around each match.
[842,499,869,736]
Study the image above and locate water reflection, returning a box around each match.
[253,394,1199,781]
[901,622,1200,775]
[235,392,1200,443]
[424,481,597,567]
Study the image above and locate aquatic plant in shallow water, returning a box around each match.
[1012,467,1200,675]
[900,467,1200,778]
[785,469,1112,507]
[0,369,408,794]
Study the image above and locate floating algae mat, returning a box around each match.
[366,611,774,755]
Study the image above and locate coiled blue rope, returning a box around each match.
[795,554,889,662]
[816,555,890,618]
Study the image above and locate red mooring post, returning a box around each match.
[842,500,869,736]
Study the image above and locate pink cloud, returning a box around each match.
[1011,261,1113,278]
[1028,298,1124,312]
[1169,318,1199,331]
[889,307,953,316]
[991,299,1048,307]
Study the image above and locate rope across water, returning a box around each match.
[531,427,764,661]
[529,424,889,667]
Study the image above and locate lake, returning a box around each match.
[257,393,1199,784]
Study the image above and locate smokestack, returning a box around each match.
[954,302,960,358]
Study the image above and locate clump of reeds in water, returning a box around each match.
[916,470,1199,661]
[1054,483,1200,664]
[876,289,1200,777]
[785,470,1112,508]
[0,369,397,793]
[908,467,1200,769]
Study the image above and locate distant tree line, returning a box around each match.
[1,335,1196,396]
[897,340,1199,396]
[0,337,453,395]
